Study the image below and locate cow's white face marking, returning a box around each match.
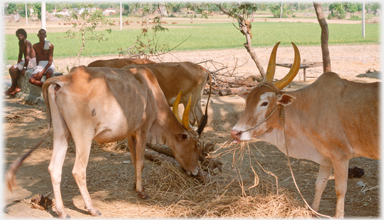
[258,92,274,108]
[259,92,274,103]
[232,92,276,141]
[255,92,274,118]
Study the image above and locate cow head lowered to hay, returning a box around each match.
[5,66,206,218]
[231,42,379,218]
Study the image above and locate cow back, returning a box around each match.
[123,62,208,104]
[87,58,155,68]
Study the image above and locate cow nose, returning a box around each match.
[231,130,241,139]
[193,168,211,183]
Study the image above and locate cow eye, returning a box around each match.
[261,102,268,107]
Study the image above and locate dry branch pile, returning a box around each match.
[197,60,259,96]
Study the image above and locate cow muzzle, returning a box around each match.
[188,168,211,183]
[186,167,199,177]
[231,130,243,143]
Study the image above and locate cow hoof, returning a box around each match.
[88,209,102,216]
[58,213,71,219]
[138,191,150,199]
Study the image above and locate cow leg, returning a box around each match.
[127,136,137,190]
[47,85,72,218]
[311,164,332,211]
[71,134,101,216]
[128,133,149,199]
[332,158,349,218]
[49,129,71,218]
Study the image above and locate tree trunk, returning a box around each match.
[314,2,332,73]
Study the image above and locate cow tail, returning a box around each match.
[197,69,212,135]
[5,78,60,192]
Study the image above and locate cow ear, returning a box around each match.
[277,93,296,106]
[177,133,190,141]
[238,91,249,99]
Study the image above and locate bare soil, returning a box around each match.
[3,13,381,217]
[3,42,380,218]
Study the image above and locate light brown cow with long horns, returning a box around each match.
[88,59,211,132]
[6,66,203,218]
[231,42,379,218]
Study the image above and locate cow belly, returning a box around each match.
[57,96,142,144]
[93,105,141,143]
[93,121,129,143]
[258,130,332,166]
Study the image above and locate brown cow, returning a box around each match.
[122,62,211,132]
[231,42,379,218]
[88,59,211,132]
[6,66,202,218]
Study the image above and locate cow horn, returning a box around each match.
[173,91,182,123]
[263,42,281,83]
[273,42,301,90]
[182,94,193,130]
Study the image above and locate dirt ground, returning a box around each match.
[3,41,380,218]
[2,14,381,218]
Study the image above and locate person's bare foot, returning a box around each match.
[8,87,20,95]
[4,87,15,95]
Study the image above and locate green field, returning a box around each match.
[4,22,380,61]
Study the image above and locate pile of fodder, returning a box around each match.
[94,139,313,217]
[138,160,313,218]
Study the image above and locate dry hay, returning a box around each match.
[91,137,314,218]
[137,160,312,218]
[82,136,314,217]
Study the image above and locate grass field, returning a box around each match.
[4,21,380,61]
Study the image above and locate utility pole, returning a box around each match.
[120,1,122,30]
[41,1,46,30]
[280,2,283,18]
[362,1,365,38]
[25,2,28,26]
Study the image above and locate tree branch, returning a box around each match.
[216,3,265,78]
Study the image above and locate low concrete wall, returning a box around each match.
[12,70,63,106]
